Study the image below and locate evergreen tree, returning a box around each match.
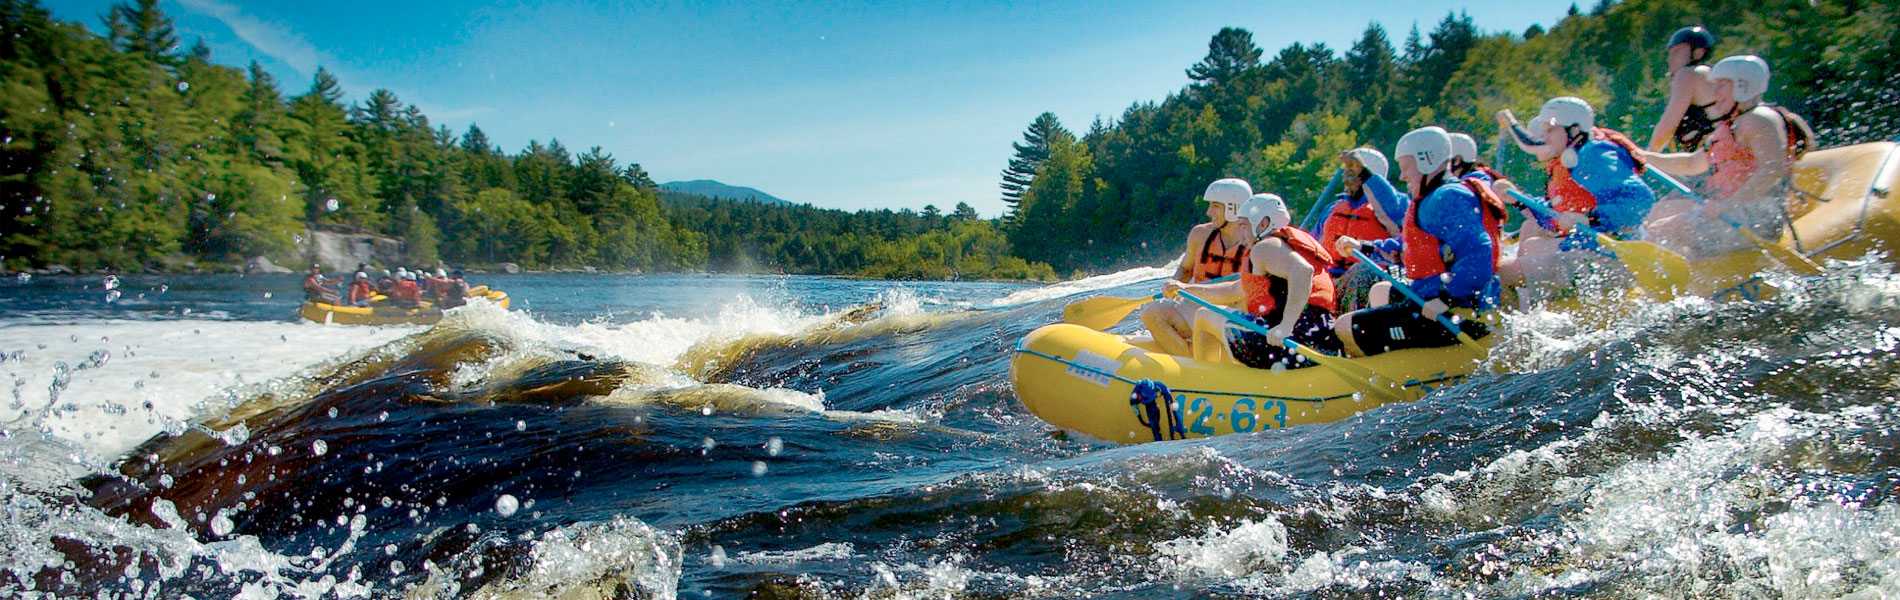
[1186,27,1263,88]
[999,112,1072,221]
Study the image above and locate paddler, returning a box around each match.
[1317,147,1406,313]
[1640,55,1811,260]
[1166,193,1341,368]
[1647,26,1722,152]
[1448,132,1506,184]
[302,264,339,304]
[1493,97,1656,293]
[1140,178,1257,355]
[1334,126,1504,357]
[348,271,376,307]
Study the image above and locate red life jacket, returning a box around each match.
[1241,227,1338,317]
[1401,178,1508,282]
[349,280,375,303]
[1319,197,1394,265]
[1546,128,1647,215]
[1192,226,1250,282]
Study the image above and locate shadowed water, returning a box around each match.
[3,267,1898,598]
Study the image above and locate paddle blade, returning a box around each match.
[1599,235,1691,299]
[1061,295,1156,330]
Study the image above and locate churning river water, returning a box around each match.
[2,267,1897,598]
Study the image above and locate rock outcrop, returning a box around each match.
[246,256,293,274]
[304,230,407,272]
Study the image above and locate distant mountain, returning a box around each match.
[658,180,790,205]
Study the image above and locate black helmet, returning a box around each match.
[1667,26,1715,63]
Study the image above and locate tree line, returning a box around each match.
[0,0,1054,281]
[999,0,1900,274]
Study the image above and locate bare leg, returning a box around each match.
[1369,282,1392,308]
[1189,308,1232,363]
[1140,302,1194,356]
[1334,311,1366,357]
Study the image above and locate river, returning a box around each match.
[2,266,1897,598]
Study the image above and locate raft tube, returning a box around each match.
[300,286,510,325]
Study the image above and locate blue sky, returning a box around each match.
[45,0,1584,217]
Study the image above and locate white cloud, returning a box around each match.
[176,0,324,75]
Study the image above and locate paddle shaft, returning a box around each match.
[1299,169,1346,233]
[1174,289,1408,402]
[1349,248,1488,357]
[1505,190,1613,247]
[1647,168,1825,273]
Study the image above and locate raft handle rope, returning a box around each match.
[1128,379,1185,442]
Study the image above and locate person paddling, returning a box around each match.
[348,272,375,307]
[1166,193,1341,368]
[1648,26,1723,152]
[1640,55,1812,260]
[1334,127,1504,357]
[1140,178,1257,355]
[1494,97,1657,293]
[1318,147,1406,313]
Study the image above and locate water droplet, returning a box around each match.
[176,81,189,92]
[312,439,328,456]
[495,494,519,517]
[516,420,526,431]
[210,510,234,537]
[389,561,404,575]
[766,437,783,457]
[751,461,768,477]
[701,405,714,416]
[702,437,717,453]
[710,545,728,569]
[262,292,272,299]
[325,198,339,212]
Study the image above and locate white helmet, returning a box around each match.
[1395,126,1454,175]
[1532,97,1595,140]
[1238,193,1291,235]
[1203,178,1253,223]
[1710,55,1771,103]
[1448,132,1479,163]
[1345,147,1389,181]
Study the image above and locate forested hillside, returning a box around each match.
[999,0,1900,273]
[0,0,1052,280]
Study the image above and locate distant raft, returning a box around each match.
[1010,142,1898,443]
[300,285,510,326]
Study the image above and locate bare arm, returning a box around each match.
[1165,278,1243,305]
[1649,69,1701,152]
[1640,148,1711,178]
[1173,225,1212,282]
[1252,239,1314,334]
[1496,109,1553,157]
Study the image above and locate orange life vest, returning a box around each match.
[1401,179,1508,282]
[1192,226,1250,282]
[1319,197,1394,264]
[1241,227,1338,317]
[1546,128,1647,215]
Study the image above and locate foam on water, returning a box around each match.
[986,264,1176,308]
[0,319,418,458]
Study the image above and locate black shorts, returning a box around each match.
[1227,306,1341,369]
[1347,299,1491,356]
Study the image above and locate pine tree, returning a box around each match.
[1186,27,1263,87]
[999,112,1072,221]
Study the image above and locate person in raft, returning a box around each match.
[1333,126,1505,357]
[1317,147,1407,313]
[1640,55,1813,260]
[1448,132,1507,184]
[1140,178,1257,355]
[348,271,376,307]
[1165,193,1342,368]
[1648,26,1723,152]
[1493,97,1657,292]
[302,264,339,304]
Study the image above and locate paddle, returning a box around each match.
[1647,168,1825,275]
[1062,273,1238,330]
[1298,169,1346,234]
[1173,289,1413,403]
[1349,249,1489,359]
[1504,189,1690,298]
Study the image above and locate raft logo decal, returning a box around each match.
[1067,349,1120,387]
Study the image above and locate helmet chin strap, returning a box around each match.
[1560,125,1588,168]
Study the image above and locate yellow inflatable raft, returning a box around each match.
[1011,142,1897,443]
[300,285,509,326]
